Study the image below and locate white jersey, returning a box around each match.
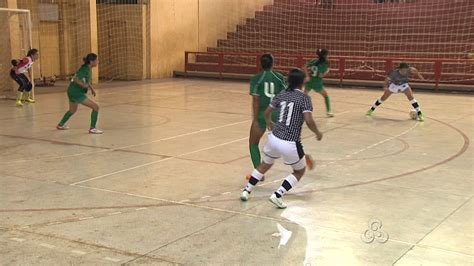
[16,56,33,74]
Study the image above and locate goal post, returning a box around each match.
[0,7,34,100]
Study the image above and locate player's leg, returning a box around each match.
[11,73,25,106]
[241,134,279,201]
[317,88,334,117]
[366,89,392,116]
[81,98,103,134]
[246,120,266,179]
[403,86,424,121]
[57,102,78,130]
[269,141,307,209]
[22,80,35,103]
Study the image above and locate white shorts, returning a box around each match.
[262,133,306,170]
[388,83,410,93]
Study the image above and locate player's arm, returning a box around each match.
[252,95,260,121]
[73,76,91,89]
[410,67,425,80]
[384,76,391,90]
[304,113,322,141]
[302,96,322,140]
[264,105,275,131]
[318,68,330,78]
[89,84,97,97]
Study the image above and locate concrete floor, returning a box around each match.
[0,78,472,265]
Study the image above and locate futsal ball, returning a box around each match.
[409,110,418,120]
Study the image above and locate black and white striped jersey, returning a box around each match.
[269,89,313,142]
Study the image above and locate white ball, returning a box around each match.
[409,110,418,120]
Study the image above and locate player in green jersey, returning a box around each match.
[246,54,287,181]
[304,48,334,117]
[56,53,103,134]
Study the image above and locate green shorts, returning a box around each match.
[305,80,324,93]
[257,110,279,129]
[67,88,87,103]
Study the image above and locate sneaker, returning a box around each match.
[240,190,250,201]
[89,128,103,134]
[245,174,265,182]
[326,111,335,117]
[24,98,35,103]
[269,193,287,209]
[418,112,425,122]
[16,100,23,107]
[56,124,69,130]
[366,109,374,116]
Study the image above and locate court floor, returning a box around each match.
[0,78,472,265]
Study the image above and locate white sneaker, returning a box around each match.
[56,124,69,130]
[240,190,250,201]
[269,193,287,209]
[326,111,335,117]
[89,128,103,134]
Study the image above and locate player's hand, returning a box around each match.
[91,89,96,97]
[316,131,323,141]
[267,122,275,132]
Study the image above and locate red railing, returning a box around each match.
[184,51,474,90]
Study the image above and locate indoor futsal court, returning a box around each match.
[0,0,473,265]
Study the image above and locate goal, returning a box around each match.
[0,8,33,99]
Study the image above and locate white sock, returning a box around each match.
[275,174,299,198]
[244,169,264,192]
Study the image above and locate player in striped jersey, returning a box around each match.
[366,62,425,121]
[245,53,287,181]
[10,49,39,106]
[241,68,323,209]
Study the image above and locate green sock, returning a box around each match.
[249,144,261,168]
[59,111,73,126]
[90,111,98,129]
[324,95,332,112]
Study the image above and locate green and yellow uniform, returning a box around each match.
[305,59,328,92]
[67,64,91,103]
[250,70,286,129]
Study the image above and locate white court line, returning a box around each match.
[74,184,295,225]
[135,207,147,211]
[107,212,122,216]
[78,216,94,221]
[71,250,87,255]
[39,243,55,249]
[70,137,247,185]
[9,237,25,242]
[1,119,250,164]
[104,257,121,262]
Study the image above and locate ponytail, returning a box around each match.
[83,53,98,65]
[287,68,306,91]
[27,48,38,57]
[316,48,329,66]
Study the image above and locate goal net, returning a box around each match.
[206,0,474,85]
[0,8,33,99]
[0,0,150,100]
